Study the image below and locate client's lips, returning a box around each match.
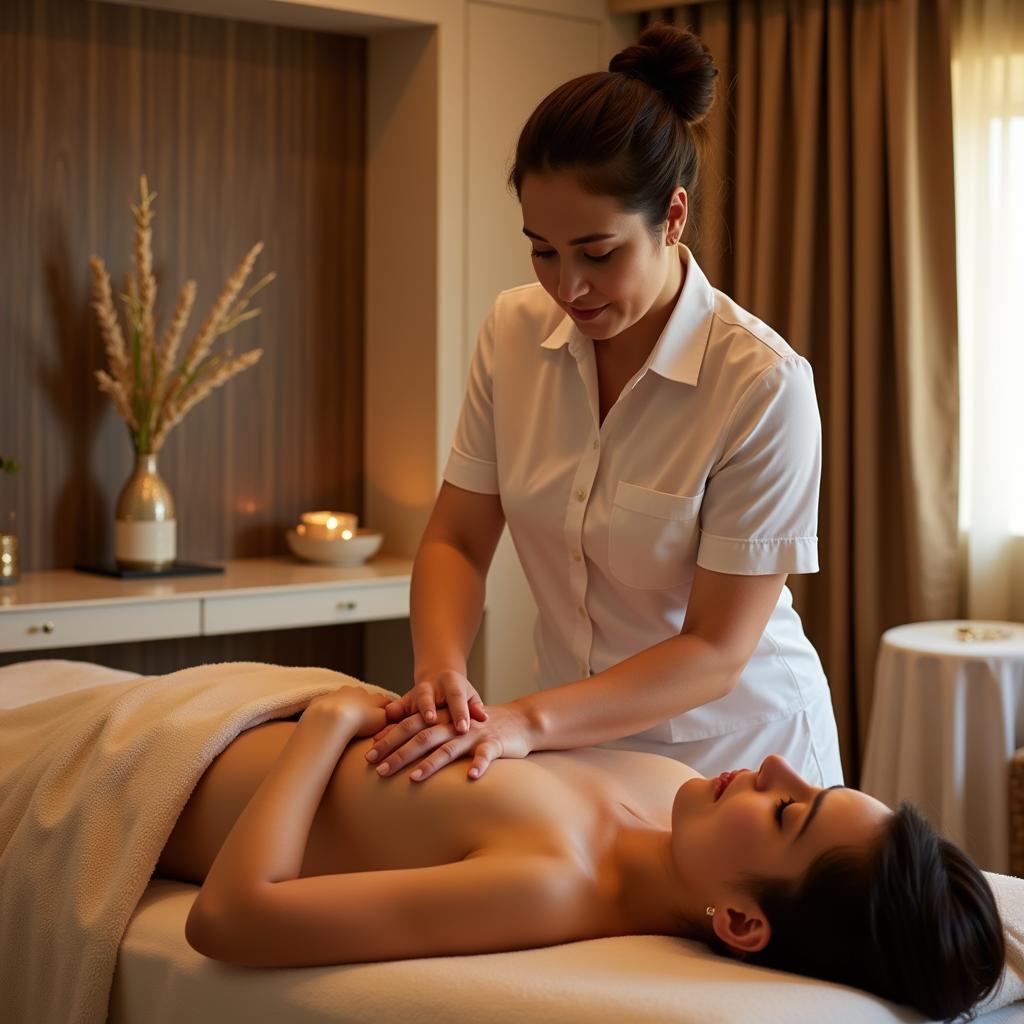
[714,770,741,801]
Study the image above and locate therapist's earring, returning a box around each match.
[705,906,716,917]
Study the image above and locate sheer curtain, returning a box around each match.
[952,0,1024,621]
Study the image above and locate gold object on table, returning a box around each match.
[0,533,18,585]
[956,625,1013,642]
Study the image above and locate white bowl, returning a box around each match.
[286,528,383,566]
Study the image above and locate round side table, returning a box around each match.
[861,620,1024,873]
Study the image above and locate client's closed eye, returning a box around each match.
[775,797,795,827]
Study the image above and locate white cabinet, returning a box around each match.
[0,558,412,654]
[203,580,408,635]
[0,600,201,653]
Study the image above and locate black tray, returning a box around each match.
[75,561,225,579]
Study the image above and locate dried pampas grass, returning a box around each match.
[90,175,273,454]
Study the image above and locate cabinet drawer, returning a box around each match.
[202,583,409,636]
[0,600,202,653]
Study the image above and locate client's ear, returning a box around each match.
[711,900,770,955]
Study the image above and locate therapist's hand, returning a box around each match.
[383,669,488,735]
[366,702,534,782]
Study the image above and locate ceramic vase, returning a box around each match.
[115,453,176,570]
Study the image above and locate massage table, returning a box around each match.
[2,660,1023,1024]
[109,878,1024,1024]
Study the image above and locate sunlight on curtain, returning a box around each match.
[952,0,1024,619]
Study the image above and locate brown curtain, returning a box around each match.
[645,1,960,782]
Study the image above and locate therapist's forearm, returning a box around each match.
[514,633,740,751]
[410,536,486,680]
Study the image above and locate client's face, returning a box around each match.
[671,755,890,892]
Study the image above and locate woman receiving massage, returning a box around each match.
[162,685,1004,1024]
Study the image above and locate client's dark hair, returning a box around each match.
[742,803,1004,1022]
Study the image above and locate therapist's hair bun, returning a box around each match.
[509,23,719,231]
[609,23,718,126]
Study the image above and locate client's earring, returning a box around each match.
[705,906,716,917]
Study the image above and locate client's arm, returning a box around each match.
[185,686,583,968]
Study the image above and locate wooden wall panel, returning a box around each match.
[0,0,369,677]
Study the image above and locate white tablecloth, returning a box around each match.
[861,620,1024,873]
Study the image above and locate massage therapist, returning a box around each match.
[366,23,844,788]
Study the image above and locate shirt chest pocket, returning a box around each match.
[607,481,703,590]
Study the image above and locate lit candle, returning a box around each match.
[299,510,359,541]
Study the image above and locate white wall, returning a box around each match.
[463,1,602,704]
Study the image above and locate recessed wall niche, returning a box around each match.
[0,0,371,672]
[0,0,366,572]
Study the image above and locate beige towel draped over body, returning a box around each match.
[0,661,389,1024]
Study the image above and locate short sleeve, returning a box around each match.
[697,356,821,575]
[442,305,501,495]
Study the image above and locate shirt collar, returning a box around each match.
[539,245,715,386]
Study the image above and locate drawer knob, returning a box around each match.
[337,600,358,611]
[31,621,56,635]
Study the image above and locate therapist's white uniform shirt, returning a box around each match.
[443,246,844,786]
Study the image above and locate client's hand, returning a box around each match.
[303,686,390,737]
[366,702,533,782]
[383,669,488,735]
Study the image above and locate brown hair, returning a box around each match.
[508,23,718,235]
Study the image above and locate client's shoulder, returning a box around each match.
[558,745,699,792]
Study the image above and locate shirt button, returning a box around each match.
[578,605,586,618]
[592,439,599,450]
[580,662,588,674]
[576,488,586,501]
[573,550,582,561]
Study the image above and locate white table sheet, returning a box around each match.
[861,620,1024,873]
[113,879,1019,1024]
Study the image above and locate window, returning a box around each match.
[952,7,1024,616]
